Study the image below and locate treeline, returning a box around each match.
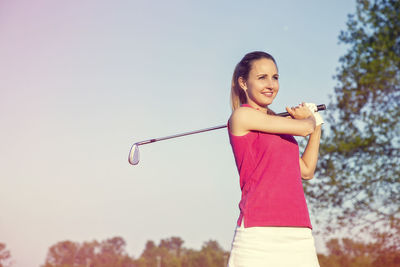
[2,237,400,267]
[41,236,228,267]
[39,236,399,267]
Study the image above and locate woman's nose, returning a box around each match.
[265,78,274,88]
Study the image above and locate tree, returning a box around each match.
[180,240,228,267]
[43,241,80,266]
[304,0,400,248]
[42,237,135,267]
[159,237,184,258]
[96,237,131,266]
[0,243,12,267]
[137,237,227,267]
[199,240,228,267]
[139,237,183,267]
[317,237,400,267]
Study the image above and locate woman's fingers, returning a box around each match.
[286,103,313,119]
[286,106,295,117]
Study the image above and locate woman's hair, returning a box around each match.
[230,51,278,111]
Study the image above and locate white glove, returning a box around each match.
[305,102,324,126]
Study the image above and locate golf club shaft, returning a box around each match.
[135,125,227,146]
[134,104,326,146]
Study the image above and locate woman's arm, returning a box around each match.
[299,125,321,179]
[229,105,316,137]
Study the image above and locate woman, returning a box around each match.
[227,51,322,267]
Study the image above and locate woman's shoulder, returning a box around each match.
[229,107,248,127]
[229,107,261,136]
[230,106,267,125]
[230,106,257,119]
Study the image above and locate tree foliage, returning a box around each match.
[318,237,400,267]
[305,0,400,246]
[0,243,12,267]
[42,236,228,267]
[42,237,135,267]
[137,237,228,267]
[42,235,400,266]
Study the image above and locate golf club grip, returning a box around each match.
[276,104,326,117]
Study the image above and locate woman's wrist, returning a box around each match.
[307,115,316,128]
[310,124,322,137]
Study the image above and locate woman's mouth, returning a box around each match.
[262,91,273,97]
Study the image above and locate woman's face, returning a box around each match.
[239,58,279,111]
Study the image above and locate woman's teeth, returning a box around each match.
[263,92,273,96]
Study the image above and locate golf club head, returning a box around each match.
[128,143,140,165]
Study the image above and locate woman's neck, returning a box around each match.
[244,102,268,113]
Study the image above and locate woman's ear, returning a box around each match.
[238,77,247,90]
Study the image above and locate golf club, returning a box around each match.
[129,104,326,165]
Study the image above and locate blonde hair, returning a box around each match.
[230,51,278,113]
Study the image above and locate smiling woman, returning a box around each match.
[231,52,279,114]
[237,58,279,111]
[227,51,323,267]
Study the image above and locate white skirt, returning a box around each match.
[228,223,320,267]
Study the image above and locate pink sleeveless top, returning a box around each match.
[228,105,312,229]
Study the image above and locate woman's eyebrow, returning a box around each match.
[256,73,279,77]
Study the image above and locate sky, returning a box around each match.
[0,0,356,266]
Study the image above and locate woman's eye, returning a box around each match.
[258,76,266,80]
[273,76,279,80]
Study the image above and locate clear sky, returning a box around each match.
[0,0,355,266]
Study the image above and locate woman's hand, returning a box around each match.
[286,102,314,120]
[305,102,324,126]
